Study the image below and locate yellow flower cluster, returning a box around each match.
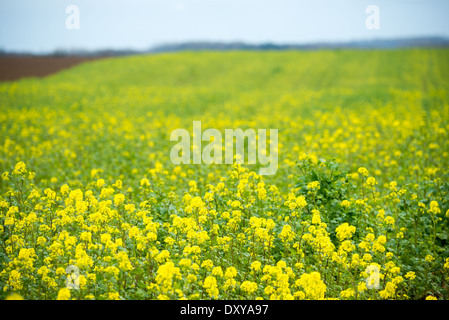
[1,49,448,300]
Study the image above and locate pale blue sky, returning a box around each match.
[1,0,449,53]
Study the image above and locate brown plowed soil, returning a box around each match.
[0,55,105,82]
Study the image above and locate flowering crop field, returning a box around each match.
[1,49,449,300]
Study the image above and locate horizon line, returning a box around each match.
[2,35,449,56]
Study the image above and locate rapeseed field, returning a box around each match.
[1,49,448,300]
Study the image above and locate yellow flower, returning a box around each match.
[114,193,125,206]
[335,223,356,241]
[444,258,449,269]
[307,181,320,190]
[366,177,376,186]
[340,288,355,299]
[212,266,224,277]
[279,224,295,241]
[4,217,14,226]
[201,259,214,270]
[251,261,262,272]
[350,172,359,180]
[357,167,368,176]
[357,282,367,293]
[155,261,181,288]
[96,179,105,188]
[230,200,241,208]
[340,200,351,208]
[140,178,150,187]
[179,258,192,268]
[403,271,415,281]
[428,201,440,215]
[389,181,397,191]
[60,184,70,195]
[295,271,326,299]
[57,288,71,300]
[377,235,387,244]
[379,282,396,299]
[225,267,237,279]
[362,253,372,262]
[187,274,197,283]
[108,292,121,300]
[13,161,27,175]
[203,276,219,298]
[116,251,134,271]
[2,171,10,180]
[56,267,66,276]
[240,281,258,295]
[384,216,395,226]
[5,293,24,300]
[113,180,122,189]
[298,153,307,161]
[295,196,307,208]
[311,209,321,225]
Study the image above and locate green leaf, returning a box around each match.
[436,232,448,240]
